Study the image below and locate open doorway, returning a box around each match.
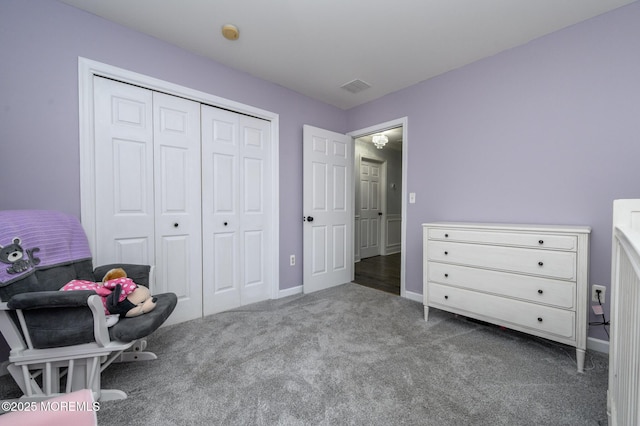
[352,126,404,295]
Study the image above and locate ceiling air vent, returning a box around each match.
[340,79,371,94]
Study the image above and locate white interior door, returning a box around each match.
[93,77,203,324]
[152,92,203,324]
[303,125,353,293]
[201,105,272,315]
[359,159,382,259]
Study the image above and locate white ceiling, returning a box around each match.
[59,0,635,110]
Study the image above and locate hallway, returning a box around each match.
[353,253,401,295]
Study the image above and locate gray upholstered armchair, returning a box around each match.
[0,210,177,401]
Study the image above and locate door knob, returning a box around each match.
[306,216,314,222]
[224,221,228,226]
[174,223,179,228]
[378,212,383,216]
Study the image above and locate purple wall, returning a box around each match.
[347,1,640,340]
[0,0,346,295]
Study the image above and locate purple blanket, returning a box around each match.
[0,210,92,287]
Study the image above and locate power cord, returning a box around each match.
[589,289,610,338]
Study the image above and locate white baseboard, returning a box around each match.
[587,337,609,354]
[404,290,423,303]
[383,246,401,256]
[278,285,302,299]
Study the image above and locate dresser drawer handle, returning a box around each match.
[537,289,543,294]
[444,251,448,255]
[444,233,449,238]
[538,240,544,245]
[444,273,448,278]
[444,295,449,300]
[538,261,544,266]
[537,317,543,322]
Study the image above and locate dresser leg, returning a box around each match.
[424,305,429,321]
[576,348,585,373]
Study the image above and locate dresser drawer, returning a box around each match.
[428,283,575,340]
[428,241,576,280]
[427,262,576,309]
[428,228,577,251]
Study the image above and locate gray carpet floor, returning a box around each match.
[0,283,609,425]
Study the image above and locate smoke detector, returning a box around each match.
[222,24,239,41]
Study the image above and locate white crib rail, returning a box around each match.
[608,200,640,426]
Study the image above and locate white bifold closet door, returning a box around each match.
[201,105,272,316]
[94,76,202,325]
[93,76,271,324]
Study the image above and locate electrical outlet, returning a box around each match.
[290,255,296,266]
[591,285,606,304]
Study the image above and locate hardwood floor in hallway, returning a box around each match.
[353,253,401,295]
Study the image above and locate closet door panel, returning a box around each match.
[153,92,202,324]
[94,77,154,266]
[159,146,188,211]
[115,238,150,265]
[212,153,237,214]
[243,157,263,214]
[244,231,264,286]
[213,233,238,292]
[242,230,265,305]
[201,106,241,315]
[159,236,189,296]
[113,140,148,213]
[239,116,271,304]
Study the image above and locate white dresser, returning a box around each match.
[423,222,591,372]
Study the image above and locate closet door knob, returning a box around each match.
[174,223,179,228]
[224,221,228,226]
[444,295,449,300]
[537,317,543,322]
[306,216,314,222]
[538,261,544,266]
[444,251,448,255]
[444,273,448,278]
[538,240,544,245]
[538,289,543,294]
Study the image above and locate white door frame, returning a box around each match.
[78,57,280,300]
[348,117,408,298]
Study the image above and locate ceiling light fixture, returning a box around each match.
[372,134,388,149]
[222,24,239,41]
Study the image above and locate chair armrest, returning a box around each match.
[93,264,152,288]
[5,291,111,348]
[7,290,96,310]
[87,294,110,346]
